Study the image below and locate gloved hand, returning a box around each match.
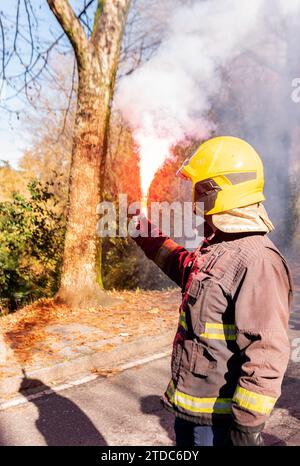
[229,422,265,446]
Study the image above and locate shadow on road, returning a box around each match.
[263,373,300,446]
[289,312,300,331]
[278,374,300,420]
[140,394,175,444]
[19,374,108,446]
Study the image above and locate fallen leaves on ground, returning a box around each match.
[91,367,120,378]
[0,288,181,368]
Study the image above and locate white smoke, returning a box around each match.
[278,0,300,15]
[212,0,300,245]
[116,0,300,216]
[116,0,265,193]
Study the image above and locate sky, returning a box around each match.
[0,0,89,168]
[0,118,22,168]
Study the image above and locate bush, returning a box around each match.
[0,180,66,313]
[102,236,174,291]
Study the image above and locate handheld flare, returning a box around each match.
[141,194,148,217]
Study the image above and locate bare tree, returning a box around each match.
[44,0,131,308]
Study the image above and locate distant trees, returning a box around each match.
[0,161,29,202]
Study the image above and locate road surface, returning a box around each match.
[0,356,175,446]
[0,351,299,446]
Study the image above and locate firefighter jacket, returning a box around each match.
[133,217,293,428]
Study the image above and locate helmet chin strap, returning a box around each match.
[193,201,204,217]
[193,202,218,237]
[204,216,218,233]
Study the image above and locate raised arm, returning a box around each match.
[130,215,194,288]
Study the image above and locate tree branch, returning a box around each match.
[90,0,132,82]
[0,13,5,82]
[91,0,131,52]
[91,0,105,37]
[47,0,90,70]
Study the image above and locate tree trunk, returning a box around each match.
[56,70,111,308]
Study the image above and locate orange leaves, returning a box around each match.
[0,289,181,369]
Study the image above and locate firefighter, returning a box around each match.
[131,136,292,446]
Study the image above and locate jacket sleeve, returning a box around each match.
[131,215,194,288]
[232,252,292,429]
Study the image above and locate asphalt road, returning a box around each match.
[0,351,299,446]
[0,356,175,446]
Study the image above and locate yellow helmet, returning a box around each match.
[177,136,265,215]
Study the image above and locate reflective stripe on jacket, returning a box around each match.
[133,217,293,427]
